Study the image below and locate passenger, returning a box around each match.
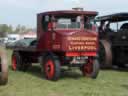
[105,22,112,32]
[98,21,106,39]
[98,21,105,33]
[48,16,57,30]
[84,17,91,29]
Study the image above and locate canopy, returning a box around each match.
[96,13,128,22]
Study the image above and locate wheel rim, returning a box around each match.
[12,56,17,70]
[84,59,93,75]
[45,60,54,79]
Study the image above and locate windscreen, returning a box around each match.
[54,15,95,30]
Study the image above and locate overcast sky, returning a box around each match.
[0,0,128,28]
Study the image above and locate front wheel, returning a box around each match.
[43,55,61,81]
[81,58,99,79]
[12,52,22,71]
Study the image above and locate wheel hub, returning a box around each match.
[45,60,54,79]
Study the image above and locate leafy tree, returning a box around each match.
[0,24,8,32]
[0,24,34,37]
[0,24,8,37]
[14,24,21,33]
[8,25,13,33]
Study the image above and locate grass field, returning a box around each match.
[0,49,128,96]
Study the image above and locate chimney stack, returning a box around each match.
[72,7,84,11]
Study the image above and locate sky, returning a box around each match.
[0,0,128,28]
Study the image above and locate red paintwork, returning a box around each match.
[37,30,98,51]
[38,10,98,17]
[37,10,98,42]
[36,10,98,57]
[65,52,96,57]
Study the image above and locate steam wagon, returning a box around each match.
[97,13,128,68]
[11,9,100,81]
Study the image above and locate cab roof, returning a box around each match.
[96,13,128,22]
[38,10,98,17]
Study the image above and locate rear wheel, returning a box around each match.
[12,52,22,71]
[99,40,112,68]
[0,51,8,85]
[43,55,61,81]
[12,51,29,71]
[81,58,99,79]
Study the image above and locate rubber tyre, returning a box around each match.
[0,51,8,85]
[99,40,112,68]
[43,55,61,81]
[81,58,100,79]
[12,51,27,71]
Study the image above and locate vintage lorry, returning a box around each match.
[0,49,8,85]
[11,9,99,81]
[97,13,128,68]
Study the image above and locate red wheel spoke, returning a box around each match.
[45,60,54,79]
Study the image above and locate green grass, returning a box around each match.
[0,49,128,96]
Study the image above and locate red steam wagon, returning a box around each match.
[11,9,100,81]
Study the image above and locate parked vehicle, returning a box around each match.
[11,9,99,81]
[6,38,37,49]
[5,34,20,49]
[97,13,128,68]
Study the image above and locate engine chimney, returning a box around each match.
[72,7,84,11]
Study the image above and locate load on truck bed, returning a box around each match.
[11,9,100,81]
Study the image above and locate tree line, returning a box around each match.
[0,24,35,37]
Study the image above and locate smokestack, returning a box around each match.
[72,7,84,11]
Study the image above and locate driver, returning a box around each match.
[105,22,112,32]
[98,21,105,33]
